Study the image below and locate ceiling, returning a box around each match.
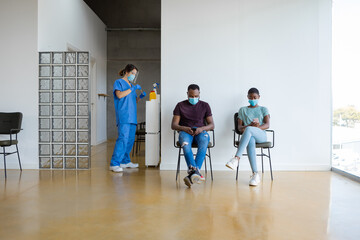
[83,0,161,28]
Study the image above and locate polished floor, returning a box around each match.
[1,142,360,240]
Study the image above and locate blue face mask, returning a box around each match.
[189,97,199,105]
[248,99,258,106]
[127,74,135,82]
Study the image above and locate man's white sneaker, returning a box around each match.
[226,157,239,170]
[120,162,139,168]
[249,173,260,186]
[191,173,202,184]
[109,166,123,172]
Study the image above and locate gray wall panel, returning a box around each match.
[107,31,160,140]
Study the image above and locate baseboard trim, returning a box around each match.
[331,167,360,183]
[94,138,107,145]
[160,163,331,171]
[0,163,39,170]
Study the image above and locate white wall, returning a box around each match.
[0,0,39,169]
[38,0,107,145]
[161,0,332,171]
[0,0,106,170]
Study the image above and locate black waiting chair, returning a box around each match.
[174,129,215,181]
[233,112,274,181]
[0,112,23,178]
[132,122,146,156]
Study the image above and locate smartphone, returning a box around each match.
[253,118,259,123]
[191,127,197,132]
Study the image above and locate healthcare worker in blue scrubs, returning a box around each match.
[109,64,146,172]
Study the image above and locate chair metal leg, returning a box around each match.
[132,139,135,157]
[204,152,207,174]
[236,159,239,181]
[16,144,22,171]
[268,148,273,181]
[176,147,181,181]
[261,148,264,173]
[137,137,141,153]
[208,148,213,181]
[136,137,139,154]
[3,147,7,178]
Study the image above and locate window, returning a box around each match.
[332,0,360,177]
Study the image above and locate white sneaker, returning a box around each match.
[109,166,123,172]
[127,162,139,168]
[191,173,202,184]
[120,162,139,168]
[249,173,260,186]
[226,157,239,170]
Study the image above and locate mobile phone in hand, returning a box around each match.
[253,118,259,123]
[191,127,197,132]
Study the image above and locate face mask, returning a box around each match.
[248,99,258,106]
[127,74,135,82]
[189,97,199,105]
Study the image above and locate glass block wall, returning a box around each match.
[39,52,91,169]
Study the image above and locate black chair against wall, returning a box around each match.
[233,112,274,181]
[132,122,146,157]
[174,129,215,181]
[0,112,23,178]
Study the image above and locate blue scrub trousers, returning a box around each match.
[110,123,137,166]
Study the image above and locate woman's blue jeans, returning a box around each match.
[178,131,210,170]
[235,126,267,173]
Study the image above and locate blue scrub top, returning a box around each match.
[113,78,137,126]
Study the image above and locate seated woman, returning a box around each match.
[226,87,270,186]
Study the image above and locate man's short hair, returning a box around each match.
[188,84,200,91]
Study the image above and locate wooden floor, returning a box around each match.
[1,141,360,240]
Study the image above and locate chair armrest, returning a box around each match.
[232,129,240,134]
[173,130,178,148]
[10,128,22,133]
[208,129,215,148]
[233,129,241,148]
[265,129,275,148]
[8,129,22,141]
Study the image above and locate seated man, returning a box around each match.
[171,84,215,187]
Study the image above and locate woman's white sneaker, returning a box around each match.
[127,162,139,168]
[249,173,260,186]
[109,166,123,172]
[120,162,139,168]
[226,157,239,170]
